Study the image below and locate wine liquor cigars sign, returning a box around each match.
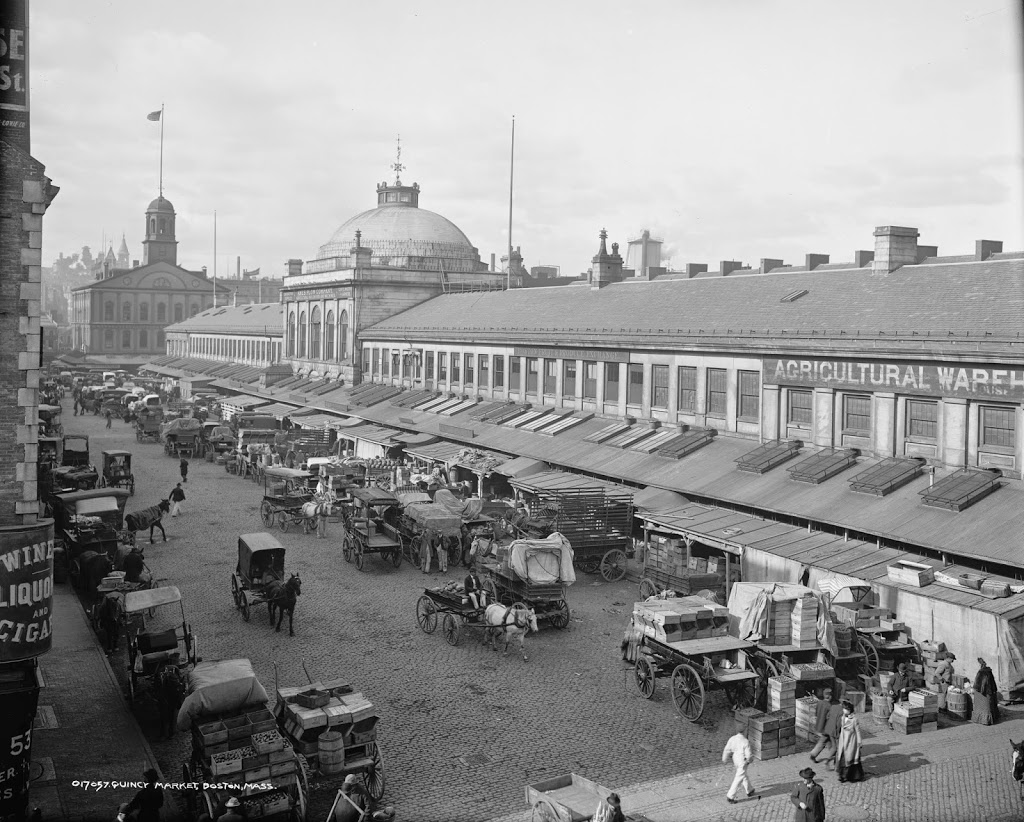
[0,523,54,662]
[0,0,30,153]
[765,357,1024,402]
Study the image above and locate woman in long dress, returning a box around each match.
[972,657,1000,725]
[835,700,863,782]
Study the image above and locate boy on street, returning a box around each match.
[169,483,186,517]
[180,457,189,483]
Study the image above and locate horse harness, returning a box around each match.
[498,605,527,631]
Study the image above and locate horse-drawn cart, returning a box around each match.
[341,487,403,571]
[232,533,286,622]
[526,773,626,822]
[163,417,202,458]
[477,534,574,630]
[415,586,489,647]
[260,467,318,533]
[397,498,462,568]
[38,403,63,438]
[123,585,199,704]
[135,408,164,443]
[99,449,135,495]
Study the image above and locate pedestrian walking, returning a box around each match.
[117,768,163,822]
[721,729,758,804]
[180,456,189,483]
[169,483,186,517]
[105,409,113,428]
[436,532,449,573]
[809,687,836,763]
[972,657,1000,725]
[835,700,863,782]
[791,768,825,822]
[593,792,625,822]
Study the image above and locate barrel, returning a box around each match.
[878,671,895,692]
[946,689,969,718]
[871,690,893,725]
[318,731,345,775]
[834,626,852,654]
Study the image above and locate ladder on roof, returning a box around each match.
[440,266,451,294]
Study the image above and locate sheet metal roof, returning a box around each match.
[165,303,283,335]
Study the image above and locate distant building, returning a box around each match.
[164,303,284,367]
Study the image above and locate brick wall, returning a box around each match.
[0,141,57,525]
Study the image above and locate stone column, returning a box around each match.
[762,384,781,441]
[941,398,967,468]
[813,388,834,447]
[873,392,897,457]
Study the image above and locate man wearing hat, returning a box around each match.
[217,796,246,822]
[334,774,372,822]
[888,662,912,729]
[790,767,825,822]
[117,768,163,822]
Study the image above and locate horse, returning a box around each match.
[94,592,124,655]
[483,603,539,662]
[1012,739,1024,799]
[126,499,170,544]
[301,494,333,538]
[155,664,186,739]
[266,573,302,636]
[72,550,112,602]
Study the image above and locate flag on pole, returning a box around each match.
[147,110,162,121]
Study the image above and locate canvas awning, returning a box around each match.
[633,487,690,512]
[492,456,548,479]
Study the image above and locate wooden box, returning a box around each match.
[270,760,297,777]
[242,752,269,771]
[268,746,294,765]
[247,709,278,734]
[223,716,252,741]
[245,765,272,782]
[196,721,228,746]
[887,561,935,587]
[293,689,330,709]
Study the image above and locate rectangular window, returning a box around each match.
[438,352,448,382]
[651,365,669,409]
[425,351,434,381]
[380,348,389,378]
[677,366,696,411]
[543,359,558,394]
[906,399,938,440]
[478,355,489,388]
[362,348,371,376]
[627,364,645,405]
[583,361,597,399]
[493,355,505,388]
[510,358,521,391]
[738,371,760,420]
[563,360,577,398]
[843,394,872,435]
[605,362,620,402]
[981,405,1015,449]
[451,352,461,382]
[372,348,380,376]
[464,353,474,384]
[415,349,422,379]
[526,358,539,393]
[706,368,727,416]
[787,389,813,425]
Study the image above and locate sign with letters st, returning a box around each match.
[0,0,29,152]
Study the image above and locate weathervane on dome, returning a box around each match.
[392,134,405,186]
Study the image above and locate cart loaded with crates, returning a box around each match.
[135,407,165,443]
[178,658,309,822]
[476,533,574,630]
[397,497,463,568]
[259,468,317,533]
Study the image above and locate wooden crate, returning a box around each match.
[887,561,935,587]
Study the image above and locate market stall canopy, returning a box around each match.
[633,487,690,512]
[727,582,837,656]
[176,658,269,730]
[388,431,439,447]
[492,456,548,479]
[328,417,369,428]
[257,402,304,419]
[816,571,873,601]
[510,470,635,501]
[334,424,400,444]
[509,533,576,585]
[125,585,182,614]
[404,441,466,464]
[263,466,315,480]
[452,447,506,474]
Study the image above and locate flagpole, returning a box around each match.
[159,103,165,196]
[507,115,515,290]
[213,211,217,308]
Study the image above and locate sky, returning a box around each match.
[30,0,1024,278]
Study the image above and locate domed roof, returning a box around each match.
[147,195,175,213]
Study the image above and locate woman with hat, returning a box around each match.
[834,700,863,783]
[117,768,163,822]
[790,767,825,822]
[972,657,1000,725]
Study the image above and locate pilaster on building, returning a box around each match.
[1,141,58,525]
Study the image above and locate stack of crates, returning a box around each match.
[791,596,819,648]
[733,707,762,734]
[768,675,797,713]
[908,688,939,732]
[771,710,797,758]
[795,695,818,742]
[768,600,794,646]
[890,702,924,734]
[920,642,941,691]
[747,712,781,761]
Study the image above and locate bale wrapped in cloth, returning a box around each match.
[160,417,202,441]
[727,581,838,657]
[176,658,269,731]
[508,533,576,585]
[433,489,484,520]
[404,502,462,537]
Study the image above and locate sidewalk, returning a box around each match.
[491,705,1024,822]
[29,580,178,822]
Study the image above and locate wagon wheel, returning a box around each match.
[639,577,659,600]
[857,636,880,678]
[231,575,240,608]
[293,776,307,822]
[577,556,600,575]
[549,599,570,630]
[278,511,290,532]
[634,656,657,699]
[260,501,275,526]
[416,596,438,633]
[599,548,628,582]
[181,764,198,820]
[671,663,706,721]
[362,742,386,801]
[446,536,462,567]
[390,543,403,568]
[409,535,423,566]
[353,541,364,571]
[128,476,135,496]
[295,753,311,819]
[482,578,499,607]
[342,534,353,563]
[531,798,562,822]
[442,613,462,646]
[201,791,217,822]
[240,593,251,622]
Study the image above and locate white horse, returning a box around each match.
[483,603,539,661]
[301,492,333,537]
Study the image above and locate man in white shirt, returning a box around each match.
[722,730,759,804]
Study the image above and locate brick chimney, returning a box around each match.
[805,254,829,270]
[872,226,919,274]
[286,258,304,277]
[720,261,743,276]
[760,258,784,274]
[350,230,373,269]
[916,245,938,263]
[976,239,1003,261]
[854,250,874,268]
[590,229,624,289]
[685,263,708,278]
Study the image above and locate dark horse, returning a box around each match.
[126,500,170,544]
[266,573,301,636]
[155,664,186,739]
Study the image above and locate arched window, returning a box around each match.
[298,311,307,358]
[158,218,167,234]
[324,311,335,361]
[122,303,132,321]
[149,218,156,234]
[310,307,322,360]
[139,303,149,322]
[340,310,349,360]
[104,329,114,349]
[174,304,183,322]
[190,304,199,317]
[287,312,296,357]
[121,329,131,348]
[139,329,148,349]
[157,330,166,350]
[104,302,114,321]
[157,303,167,322]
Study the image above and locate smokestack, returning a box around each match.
[805,254,829,270]
[760,258,784,274]
[685,263,708,279]
[490,253,496,272]
[976,240,1002,261]
[720,261,743,276]
[872,226,919,274]
[286,258,303,276]
[237,256,241,279]
[853,250,874,268]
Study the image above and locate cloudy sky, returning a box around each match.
[31,1,1023,278]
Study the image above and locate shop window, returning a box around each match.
[381,347,390,378]
[103,330,114,349]
[627,363,644,405]
[297,312,307,358]
[122,303,132,321]
[677,366,696,411]
[981,405,1015,449]
[562,360,577,398]
[906,399,938,440]
[339,310,349,360]
[287,312,296,357]
[478,355,489,387]
[738,371,760,420]
[706,368,727,416]
[139,303,149,322]
[464,353,474,384]
[139,329,148,349]
[415,349,423,379]
[510,358,521,391]
[402,352,412,379]
[843,394,872,435]
[438,352,448,381]
[526,358,539,393]
[651,365,669,409]
[425,351,435,381]
[604,362,620,402]
[104,302,114,321]
[310,307,322,360]
[324,311,335,361]
[788,390,813,425]
[583,361,597,399]
[493,355,505,388]
[544,359,558,394]
[452,352,461,382]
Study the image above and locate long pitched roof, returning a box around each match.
[165,303,283,335]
